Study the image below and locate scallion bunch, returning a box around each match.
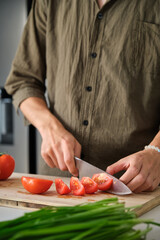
[0,198,159,240]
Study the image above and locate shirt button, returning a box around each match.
[97,12,103,20]
[83,120,88,126]
[86,86,92,92]
[91,52,97,58]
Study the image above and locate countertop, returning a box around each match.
[0,205,160,239]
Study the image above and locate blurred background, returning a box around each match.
[0,0,40,174]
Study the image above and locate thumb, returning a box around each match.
[106,158,127,175]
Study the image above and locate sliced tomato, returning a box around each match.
[21,176,53,194]
[55,178,71,195]
[70,177,85,196]
[92,173,113,191]
[81,177,98,194]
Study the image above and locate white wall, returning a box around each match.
[0,0,29,173]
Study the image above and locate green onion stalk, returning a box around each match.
[0,198,159,240]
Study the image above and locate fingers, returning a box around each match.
[123,165,147,192]
[107,150,160,193]
[62,139,79,176]
[41,133,81,176]
[44,155,56,168]
[128,175,159,193]
[133,174,152,193]
[119,161,142,185]
[107,157,143,188]
[145,178,159,192]
[106,158,128,176]
[41,147,59,168]
[118,156,154,192]
[129,172,159,193]
[54,145,68,171]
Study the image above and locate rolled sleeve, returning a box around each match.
[13,86,46,125]
[13,86,46,113]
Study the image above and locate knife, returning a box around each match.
[75,157,132,195]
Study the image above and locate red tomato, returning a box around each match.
[81,177,98,194]
[70,177,85,196]
[92,173,113,191]
[0,153,15,180]
[21,176,53,194]
[55,178,71,195]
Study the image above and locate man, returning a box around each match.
[5,0,160,193]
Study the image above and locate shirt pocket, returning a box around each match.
[132,21,160,75]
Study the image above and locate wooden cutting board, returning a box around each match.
[0,172,160,217]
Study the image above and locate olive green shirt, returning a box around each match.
[5,0,160,172]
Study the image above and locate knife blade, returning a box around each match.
[75,157,132,195]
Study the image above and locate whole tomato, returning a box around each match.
[0,153,15,180]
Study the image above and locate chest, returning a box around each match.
[97,0,107,9]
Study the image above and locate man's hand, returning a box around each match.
[20,97,81,176]
[107,149,160,193]
[40,120,81,176]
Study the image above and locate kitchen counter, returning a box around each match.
[0,205,160,239]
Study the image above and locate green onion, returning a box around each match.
[0,198,159,240]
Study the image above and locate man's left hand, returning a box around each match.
[107,149,160,193]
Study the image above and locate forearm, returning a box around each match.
[20,97,63,136]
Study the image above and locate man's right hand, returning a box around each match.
[20,97,81,176]
[40,119,81,176]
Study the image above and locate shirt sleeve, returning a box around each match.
[5,0,47,122]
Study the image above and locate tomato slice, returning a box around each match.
[70,177,85,196]
[21,176,53,194]
[92,173,113,191]
[55,178,71,195]
[81,177,98,194]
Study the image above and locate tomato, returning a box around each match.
[0,153,15,180]
[21,176,53,194]
[55,178,71,195]
[92,173,113,191]
[70,177,85,196]
[81,177,98,194]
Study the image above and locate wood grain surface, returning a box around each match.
[0,173,160,216]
